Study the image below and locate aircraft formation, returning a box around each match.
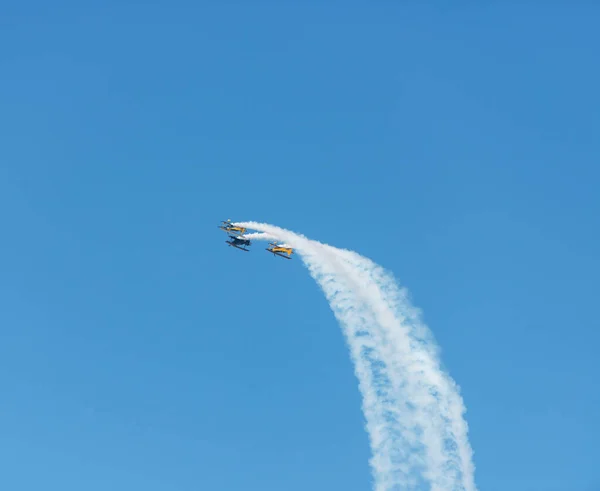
[218,219,294,259]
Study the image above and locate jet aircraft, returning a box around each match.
[266,242,293,259]
[218,219,247,235]
[226,234,251,252]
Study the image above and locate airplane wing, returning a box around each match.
[267,249,292,259]
[226,241,250,251]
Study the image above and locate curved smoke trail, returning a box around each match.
[236,222,477,491]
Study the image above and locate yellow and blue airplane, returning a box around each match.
[218,219,246,235]
[266,242,293,259]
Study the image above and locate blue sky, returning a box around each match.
[1,2,599,490]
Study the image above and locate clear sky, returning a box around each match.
[1,2,599,490]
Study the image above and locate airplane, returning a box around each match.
[226,234,251,252]
[266,242,293,259]
[218,219,247,235]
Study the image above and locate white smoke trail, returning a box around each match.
[234,222,477,491]
[325,248,477,491]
